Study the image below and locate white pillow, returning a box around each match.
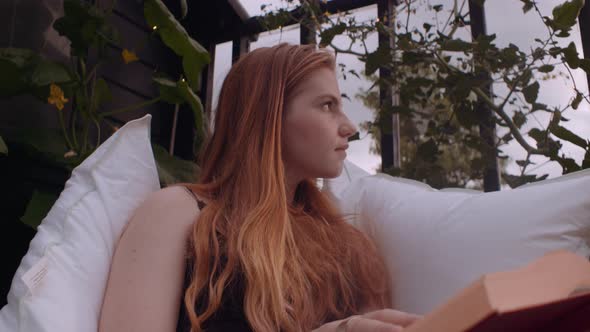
[326,161,590,315]
[0,115,160,332]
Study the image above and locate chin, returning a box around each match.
[321,165,344,179]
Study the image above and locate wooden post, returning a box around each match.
[468,1,500,191]
[204,42,216,122]
[377,0,400,172]
[300,0,318,44]
[579,2,590,95]
[232,36,250,64]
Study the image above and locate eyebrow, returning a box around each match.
[314,94,342,106]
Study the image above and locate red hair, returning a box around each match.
[184,43,392,331]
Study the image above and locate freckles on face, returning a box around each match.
[282,67,351,179]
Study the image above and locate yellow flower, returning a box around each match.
[47,83,68,111]
[121,49,139,64]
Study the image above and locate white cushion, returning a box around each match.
[0,115,160,332]
[326,161,590,315]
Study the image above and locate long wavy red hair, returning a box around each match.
[184,43,392,332]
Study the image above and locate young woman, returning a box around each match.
[98,43,421,332]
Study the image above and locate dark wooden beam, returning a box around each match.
[377,0,400,172]
[232,36,251,64]
[469,0,500,192]
[204,42,216,121]
[300,0,319,44]
[579,2,590,95]
[215,0,377,44]
[300,20,317,45]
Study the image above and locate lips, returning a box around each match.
[335,144,349,151]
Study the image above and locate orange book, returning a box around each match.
[405,250,590,332]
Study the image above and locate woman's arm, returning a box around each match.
[313,309,422,332]
[98,186,200,332]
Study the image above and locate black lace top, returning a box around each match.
[176,186,253,332]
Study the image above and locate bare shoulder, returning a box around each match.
[134,185,201,224]
[99,185,202,332]
[122,186,199,232]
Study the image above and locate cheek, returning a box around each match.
[285,114,332,151]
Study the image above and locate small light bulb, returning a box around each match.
[152,25,158,31]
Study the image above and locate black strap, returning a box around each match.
[182,186,207,210]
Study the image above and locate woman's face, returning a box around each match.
[282,67,357,181]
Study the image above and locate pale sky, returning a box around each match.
[212,0,589,189]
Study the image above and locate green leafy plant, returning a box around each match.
[0,0,209,228]
[261,0,590,189]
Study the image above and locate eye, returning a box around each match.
[322,101,334,112]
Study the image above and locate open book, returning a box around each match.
[405,250,590,332]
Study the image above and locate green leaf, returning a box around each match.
[177,80,206,152]
[153,75,207,153]
[3,128,80,169]
[502,172,548,188]
[144,0,210,91]
[364,46,390,76]
[348,132,360,142]
[532,102,549,112]
[441,39,472,52]
[551,0,584,32]
[562,42,580,68]
[182,55,204,92]
[92,78,112,110]
[572,92,583,110]
[538,64,554,73]
[153,75,185,104]
[522,0,534,13]
[20,190,59,229]
[348,131,361,142]
[319,22,347,47]
[553,155,581,173]
[501,132,514,143]
[0,48,73,98]
[549,123,588,149]
[512,110,527,128]
[31,59,73,86]
[528,127,546,144]
[0,47,35,67]
[579,58,590,73]
[529,127,562,157]
[0,48,32,97]
[522,81,539,103]
[53,0,112,57]
[151,143,199,186]
[0,136,7,155]
[433,5,443,12]
[416,138,439,163]
[180,0,188,19]
[454,102,479,127]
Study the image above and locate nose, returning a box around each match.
[338,114,358,139]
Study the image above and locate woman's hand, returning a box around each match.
[312,309,423,332]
